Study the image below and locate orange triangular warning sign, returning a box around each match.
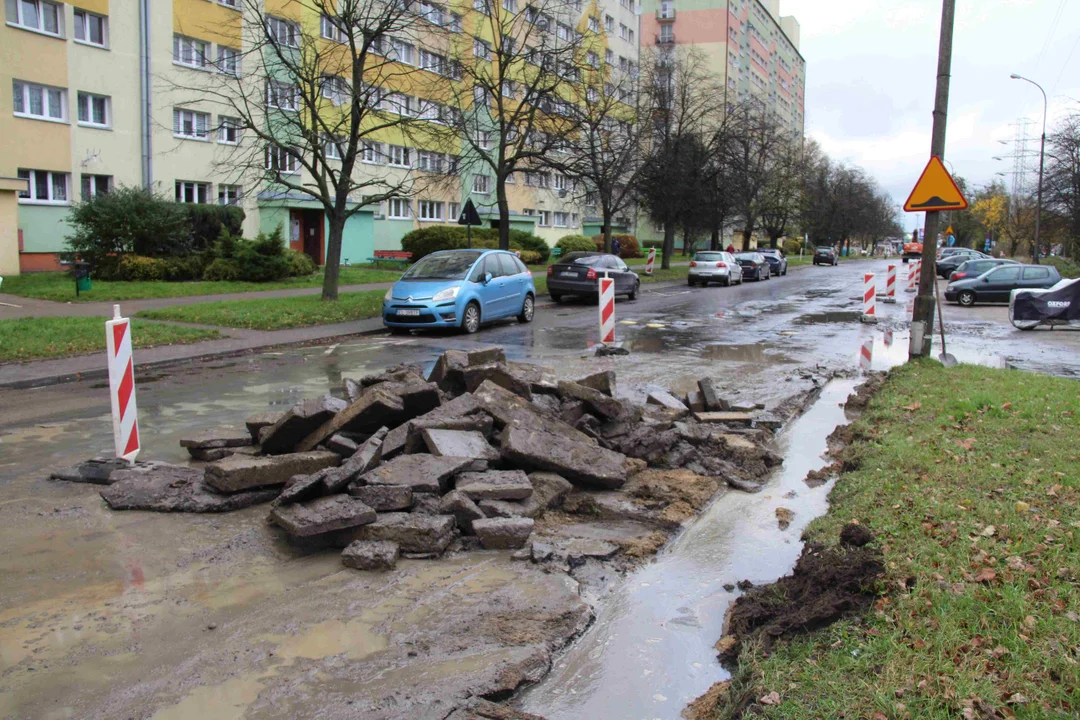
[904,156,968,212]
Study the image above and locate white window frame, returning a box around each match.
[12,81,67,122]
[473,39,491,60]
[324,134,344,159]
[537,210,550,226]
[501,80,516,98]
[173,35,210,69]
[417,151,444,173]
[217,184,242,206]
[472,175,491,194]
[173,108,211,140]
[449,202,461,221]
[77,91,110,128]
[361,141,382,164]
[604,14,613,31]
[321,74,348,105]
[218,0,240,8]
[80,173,111,200]
[417,200,444,221]
[387,145,411,167]
[553,174,567,191]
[659,24,673,42]
[217,46,240,76]
[266,16,299,47]
[266,80,299,110]
[502,0,516,12]
[320,14,347,42]
[628,28,634,43]
[217,116,241,144]
[265,145,300,174]
[473,0,490,14]
[174,180,210,203]
[17,169,69,204]
[388,198,411,219]
[475,129,491,149]
[553,211,569,227]
[8,0,63,36]
[388,38,415,65]
[73,9,107,47]
[588,16,599,32]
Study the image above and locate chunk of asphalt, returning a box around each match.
[358,454,475,494]
[180,426,253,450]
[455,470,534,501]
[646,390,690,414]
[500,425,627,490]
[244,411,284,444]
[295,387,405,452]
[438,490,485,533]
[270,495,377,537]
[330,512,456,553]
[349,484,413,511]
[341,540,399,571]
[204,451,341,494]
[697,377,729,412]
[473,517,534,550]
[260,395,346,454]
[573,370,616,397]
[421,428,500,461]
[100,464,278,513]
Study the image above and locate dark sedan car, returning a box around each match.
[935,249,991,278]
[734,252,771,281]
[945,264,1061,306]
[758,248,788,276]
[813,247,838,266]
[948,258,1018,282]
[546,252,640,302]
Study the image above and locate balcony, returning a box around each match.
[655,8,675,21]
[655,32,675,45]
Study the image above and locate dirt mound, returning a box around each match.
[842,371,885,411]
[681,680,731,720]
[839,522,874,547]
[716,534,883,664]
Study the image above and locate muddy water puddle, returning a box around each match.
[517,378,861,719]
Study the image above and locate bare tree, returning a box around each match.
[724,101,787,250]
[1046,111,1080,257]
[169,0,443,300]
[759,136,804,249]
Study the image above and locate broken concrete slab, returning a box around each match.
[646,390,690,414]
[295,387,405,452]
[421,428,499,461]
[446,699,550,720]
[438,490,485,533]
[478,499,525,518]
[473,517,534,550]
[349,484,413,511]
[697,378,729,412]
[188,445,260,463]
[694,411,754,426]
[518,472,573,518]
[50,457,152,485]
[341,540,399,571]
[331,512,456,553]
[505,360,559,394]
[325,428,387,492]
[464,347,507,366]
[100,464,278,513]
[245,411,283,443]
[270,495,377,537]
[686,390,705,413]
[500,426,627,490]
[474,380,593,446]
[463,362,534,400]
[326,434,359,458]
[456,470,534,501]
[204,451,340,494]
[557,538,620,562]
[410,493,442,514]
[180,426,252,451]
[276,468,336,505]
[560,399,587,426]
[427,349,470,393]
[557,380,629,421]
[574,370,616,397]
[358,454,475,494]
[260,396,347,454]
[354,364,426,389]
[403,414,495,455]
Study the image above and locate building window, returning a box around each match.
[173,108,210,139]
[325,134,344,159]
[217,46,240,75]
[475,129,491,149]
[388,198,411,219]
[320,14,346,42]
[418,200,443,221]
[473,85,488,108]
[218,116,241,144]
[266,81,299,110]
[80,174,111,200]
[472,175,491,194]
[218,184,241,206]
[659,24,673,43]
[387,145,411,167]
[448,13,462,31]
[659,0,674,18]
[604,14,613,31]
[9,0,62,35]
[73,9,106,47]
[361,141,382,164]
[449,202,460,221]
[417,151,444,172]
[502,0,516,11]
[218,0,239,8]
[266,16,298,47]
[628,28,634,43]
[553,211,569,227]
[173,35,209,68]
[588,16,599,32]
[501,80,516,98]
[473,39,491,59]
[17,169,69,203]
[537,210,550,226]
[265,145,299,173]
[586,51,598,68]
[553,174,567,191]
[388,38,415,64]
[505,172,515,183]
[321,74,348,105]
[12,81,66,122]
[417,0,443,25]
[76,92,110,128]
[175,181,209,203]
[473,0,490,15]
[536,172,549,189]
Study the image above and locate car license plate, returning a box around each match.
[560,271,579,278]
[396,309,421,317]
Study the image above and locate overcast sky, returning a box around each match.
[784,0,1080,231]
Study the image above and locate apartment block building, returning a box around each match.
[1,0,642,274]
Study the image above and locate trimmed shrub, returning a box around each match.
[286,250,318,276]
[203,227,292,282]
[203,258,244,282]
[117,256,167,281]
[641,239,663,250]
[400,226,549,262]
[615,234,640,259]
[185,204,245,251]
[555,235,596,253]
[517,250,542,265]
[508,230,550,262]
[161,256,206,281]
[782,238,803,256]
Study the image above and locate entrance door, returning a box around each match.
[301,209,323,266]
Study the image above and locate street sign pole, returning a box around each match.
[458,199,483,249]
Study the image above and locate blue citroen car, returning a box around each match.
[382,249,536,334]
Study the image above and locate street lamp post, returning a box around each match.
[1010,73,1046,264]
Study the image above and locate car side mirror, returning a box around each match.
[483,272,493,285]
[981,277,989,283]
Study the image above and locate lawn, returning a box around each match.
[0,317,220,362]
[137,290,386,331]
[0,265,404,303]
[711,361,1080,719]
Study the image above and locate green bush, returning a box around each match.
[555,235,596,253]
[517,250,542,264]
[161,255,206,282]
[286,250,318,276]
[203,227,292,282]
[641,239,663,250]
[1043,256,1080,279]
[185,204,245,251]
[598,234,640,259]
[400,226,549,262]
[508,230,550,262]
[782,238,803,256]
[203,258,244,282]
[117,255,167,281]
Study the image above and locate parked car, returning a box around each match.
[382,249,535,334]
[688,251,743,287]
[813,247,838,266]
[757,248,788,276]
[546,252,640,302]
[734,252,771,281]
[1010,278,1080,330]
[935,250,991,278]
[945,264,1061,306]
[939,247,982,259]
[948,258,1018,282]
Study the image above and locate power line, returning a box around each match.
[1035,0,1068,72]
[1051,31,1080,95]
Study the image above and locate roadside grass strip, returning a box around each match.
[714,361,1080,719]
[0,317,220,362]
[137,291,387,330]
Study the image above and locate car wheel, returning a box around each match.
[388,327,410,336]
[517,294,535,323]
[462,302,481,333]
[549,291,563,303]
[628,282,639,300]
[958,290,976,307]
[782,267,787,275]
[687,277,695,287]
[722,277,730,287]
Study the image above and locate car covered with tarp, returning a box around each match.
[1009,278,1080,330]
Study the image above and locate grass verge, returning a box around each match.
[0,317,220,362]
[711,361,1080,719]
[0,265,403,303]
[137,290,386,330]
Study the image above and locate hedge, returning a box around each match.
[591,234,641,259]
[555,235,595,253]
[400,226,550,262]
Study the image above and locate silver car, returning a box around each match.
[688,251,743,287]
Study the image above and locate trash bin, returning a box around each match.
[73,262,93,295]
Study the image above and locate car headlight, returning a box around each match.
[431,286,460,302]
[384,288,393,302]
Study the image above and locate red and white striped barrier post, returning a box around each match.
[645,247,656,276]
[884,329,894,347]
[858,339,873,372]
[106,305,141,463]
[861,273,877,323]
[598,276,615,344]
[906,262,918,292]
[883,264,897,303]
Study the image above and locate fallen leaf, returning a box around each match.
[903,402,922,412]
[1007,693,1027,705]
[980,525,997,537]
[1000,402,1012,410]
[959,438,977,451]
[974,567,997,584]
[758,691,781,706]
[1015,501,1030,512]
[872,712,888,720]
[1047,484,1061,497]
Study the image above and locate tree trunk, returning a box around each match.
[769,232,780,249]
[741,223,754,251]
[661,221,675,270]
[681,227,690,256]
[322,210,346,302]
[601,205,613,254]
[710,226,720,251]
[496,180,510,251]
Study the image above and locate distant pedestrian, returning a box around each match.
[726,243,735,253]
[611,237,622,257]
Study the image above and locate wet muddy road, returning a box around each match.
[2,260,1079,719]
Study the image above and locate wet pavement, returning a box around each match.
[2,260,1079,719]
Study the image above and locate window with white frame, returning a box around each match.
[473,85,488,108]
[8,0,62,35]
[387,145,411,167]
[473,0,490,14]
[80,174,111,200]
[588,16,599,32]
[475,129,490,149]
[174,180,209,203]
[536,172,549,188]
[505,171,515,183]
[570,212,578,227]
[361,141,382,163]
[321,74,348,105]
[265,145,299,173]
[586,51,598,68]
[417,151,444,173]
[218,116,241,144]
[501,80,516,98]
[522,208,535,216]
[502,0,515,12]
[449,202,460,221]
[417,0,443,24]
[553,211,569,227]
[618,23,628,40]
[537,210,550,226]
[73,9,106,46]
[447,13,462,31]
[320,14,346,42]
[605,48,613,64]
[553,174,567,191]
[628,28,634,43]
[218,0,239,8]
[604,14,613,31]
[218,184,241,206]
[266,80,299,110]
[17,169,68,203]
[324,134,344,159]
[173,35,209,68]
[217,46,240,75]
[266,16,298,47]
[586,86,598,102]
[173,108,210,139]
[418,200,443,221]
[12,81,66,122]
[556,22,572,41]
[77,92,110,127]
[473,39,491,59]
[388,198,411,218]
[659,24,673,42]
[472,175,491,194]
[388,38,415,64]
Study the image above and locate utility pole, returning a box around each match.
[909,0,955,359]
